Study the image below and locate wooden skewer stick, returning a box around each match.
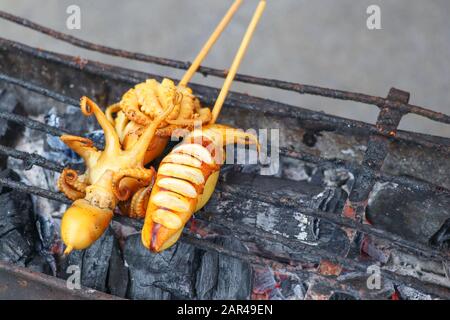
[211,0,266,124]
[179,0,243,87]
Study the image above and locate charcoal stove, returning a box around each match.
[0,11,449,300]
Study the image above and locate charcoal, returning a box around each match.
[124,234,198,300]
[367,182,450,244]
[122,231,252,300]
[384,141,450,189]
[57,228,116,292]
[0,229,34,265]
[107,237,129,298]
[212,237,252,299]
[195,250,219,299]
[0,169,40,266]
[57,248,83,280]
[206,172,350,260]
[81,227,115,291]
[26,254,53,274]
[35,211,56,251]
[44,105,99,138]
[252,267,309,300]
[252,267,285,299]
[0,90,25,169]
[429,218,450,249]
[280,157,315,182]
[196,236,252,300]
[334,270,396,300]
[5,122,64,275]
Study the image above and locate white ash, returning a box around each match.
[396,285,434,300]
[315,132,365,162]
[256,207,280,233]
[282,163,313,182]
[368,181,399,207]
[293,211,318,245]
[7,122,66,217]
[341,148,356,157]
[292,284,306,300]
[323,168,354,190]
[293,212,309,241]
[385,252,450,290]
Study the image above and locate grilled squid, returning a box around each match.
[140,0,266,252]
[59,96,174,254]
[141,124,259,252]
[106,78,212,165]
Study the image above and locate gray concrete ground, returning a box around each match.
[0,0,449,137]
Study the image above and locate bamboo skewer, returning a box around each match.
[211,0,266,124]
[179,0,243,87]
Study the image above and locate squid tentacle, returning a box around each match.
[129,185,152,219]
[57,168,86,201]
[198,108,213,123]
[165,114,210,126]
[154,107,211,137]
[64,169,88,193]
[114,111,131,142]
[111,167,156,201]
[105,103,121,125]
[60,135,100,168]
[121,88,152,126]
[156,125,191,138]
[157,79,181,122]
[164,90,206,126]
[127,102,176,162]
[139,80,165,122]
[140,81,183,128]
[80,96,121,154]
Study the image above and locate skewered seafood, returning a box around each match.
[58,97,174,254]
[141,0,266,252]
[142,124,259,252]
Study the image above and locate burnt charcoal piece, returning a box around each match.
[81,228,115,291]
[58,227,116,292]
[196,236,252,300]
[429,218,450,249]
[302,131,318,147]
[107,237,129,298]
[206,172,350,260]
[0,90,25,169]
[0,169,41,267]
[57,247,83,282]
[122,232,252,300]
[124,234,198,300]
[195,250,219,299]
[26,254,53,275]
[367,182,450,244]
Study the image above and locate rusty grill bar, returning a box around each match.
[0,10,449,125]
[0,11,449,300]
